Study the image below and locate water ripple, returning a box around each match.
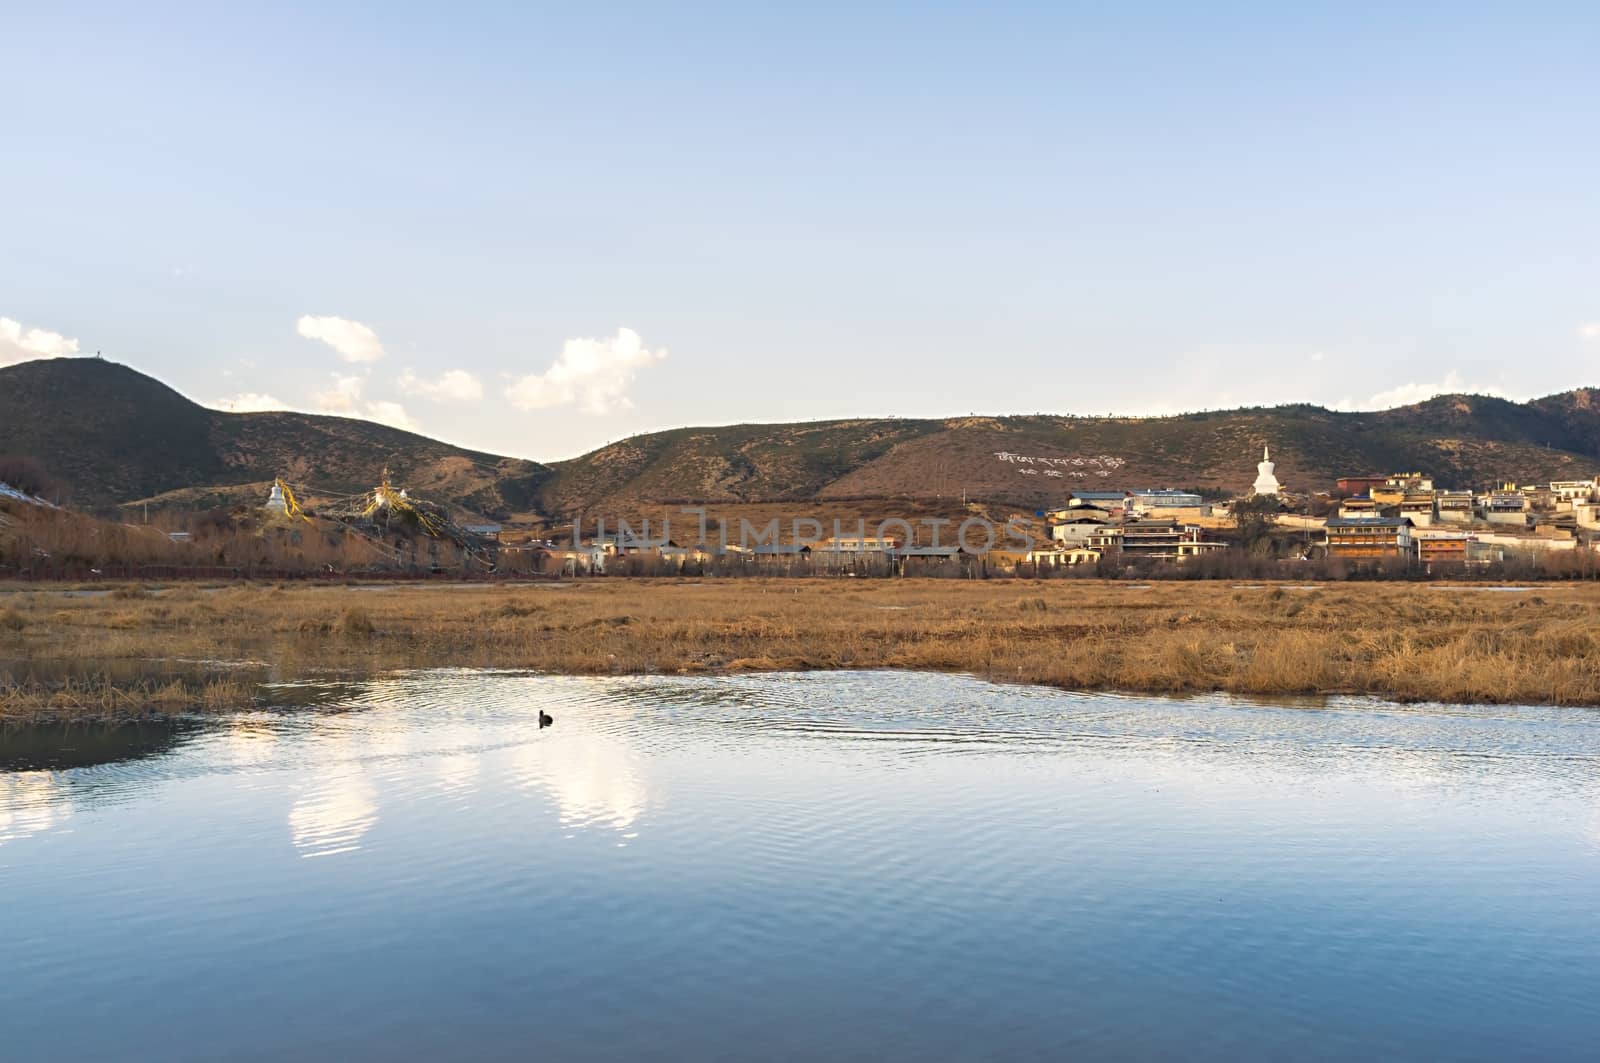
[3,670,1600,1061]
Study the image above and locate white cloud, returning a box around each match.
[1579,322,1600,340]
[311,373,416,431]
[361,400,417,432]
[1309,351,1325,362]
[313,373,365,413]
[506,327,666,414]
[212,392,290,413]
[0,316,79,366]
[1336,371,1512,411]
[296,315,385,363]
[398,367,483,401]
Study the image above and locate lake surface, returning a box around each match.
[3,671,1598,1061]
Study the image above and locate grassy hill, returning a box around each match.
[0,358,548,519]
[4,358,1598,521]
[535,393,1600,515]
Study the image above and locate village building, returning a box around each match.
[1436,491,1475,523]
[1519,484,1556,512]
[1119,520,1226,562]
[1130,489,1204,511]
[1470,529,1580,559]
[1398,493,1436,527]
[1049,510,1113,544]
[1370,472,1434,507]
[657,542,716,566]
[1053,501,1116,518]
[812,535,898,570]
[1336,475,1388,496]
[1337,495,1382,519]
[548,544,608,574]
[496,541,552,574]
[1533,519,1577,538]
[981,546,1036,571]
[1120,520,1184,560]
[890,544,967,575]
[1178,535,1229,559]
[1066,491,1131,516]
[1413,530,1470,571]
[1549,479,1597,502]
[1025,545,1101,568]
[616,535,666,556]
[1323,516,1414,560]
[1480,491,1530,526]
[752,543,811,561]
[1085,526,1124,552]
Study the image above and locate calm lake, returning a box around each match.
[3,671,1598,1061]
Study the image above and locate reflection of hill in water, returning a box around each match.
[0,721,201,773]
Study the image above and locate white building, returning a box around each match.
[1252,446,1281,496]
[1481,492,1530,526]
[1550,479,1600,503]
[264,481,288,516]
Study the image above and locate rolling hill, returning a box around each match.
[536,393,1600,515]
[0,358,548,519]
[3,358,1598,520]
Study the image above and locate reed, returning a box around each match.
[3,578,1600,718]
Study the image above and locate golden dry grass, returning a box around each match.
[3,578,1600,718]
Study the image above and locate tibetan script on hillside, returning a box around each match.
[994,452,1126,479]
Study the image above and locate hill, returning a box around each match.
[4,358,1598,520]
[535,392,1600,515]
[0,358,547,519]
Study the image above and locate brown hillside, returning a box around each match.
[534,400,1600,516]
[0,358,548,519]
[4,358,1599,520]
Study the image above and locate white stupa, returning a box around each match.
[1252,446,1281,496]
[265,480,289,515]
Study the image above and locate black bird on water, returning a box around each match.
[538,710,554,728]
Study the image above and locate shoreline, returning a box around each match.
[4,578,1600,719]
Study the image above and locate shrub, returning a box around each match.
[0,456,60,500]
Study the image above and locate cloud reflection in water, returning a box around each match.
[289,773,379,859]
[0,771,66,847]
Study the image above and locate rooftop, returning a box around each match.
[1325,516,1411,528]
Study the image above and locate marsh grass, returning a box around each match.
[338,607,376,637]
[0,674,254,722]
[3,579,1600,718]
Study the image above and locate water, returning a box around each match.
[3,671,1598,1061]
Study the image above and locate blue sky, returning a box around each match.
[4,3,1599,459]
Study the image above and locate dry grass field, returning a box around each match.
[3,578,1600,718]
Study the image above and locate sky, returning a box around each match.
[3,2,1599,460]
